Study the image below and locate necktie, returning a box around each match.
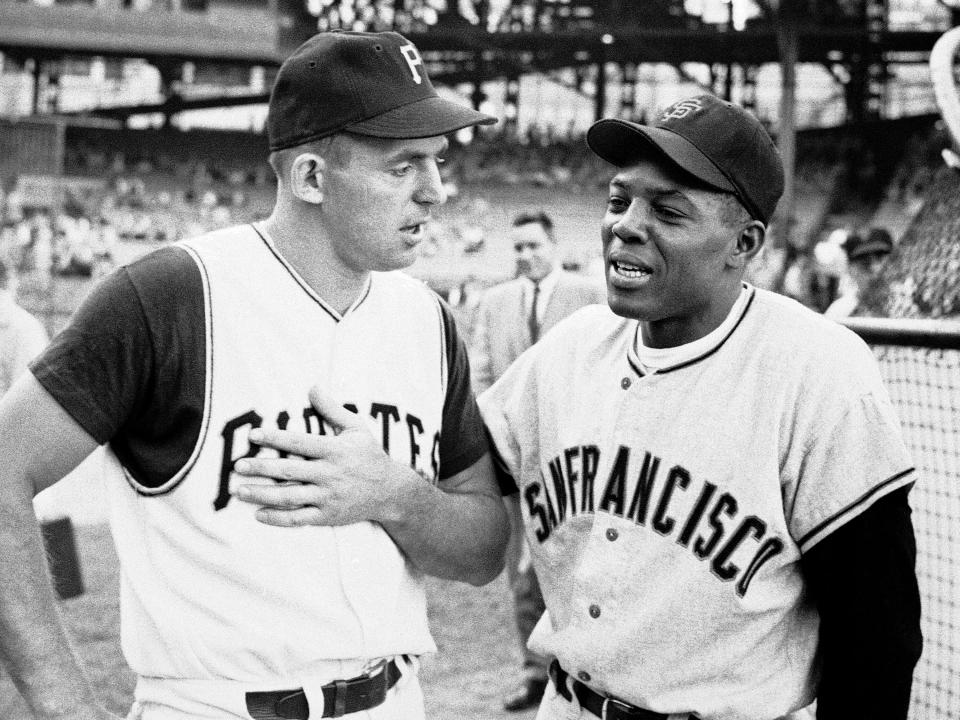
[529,282,540,344]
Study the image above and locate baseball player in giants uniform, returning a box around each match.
[0,31,507,720]
[479,95,922,720]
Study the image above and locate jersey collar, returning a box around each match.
[250,223,373,322]
[627,283,757,377]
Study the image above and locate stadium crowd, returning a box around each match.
[0,121,957,322]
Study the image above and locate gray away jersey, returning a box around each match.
[480,285,915,720]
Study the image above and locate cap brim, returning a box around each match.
[587,119,735,193]
[345,96,497,139]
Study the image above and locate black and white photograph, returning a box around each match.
[0,2,958,719]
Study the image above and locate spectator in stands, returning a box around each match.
[811,227,851,311]
[470,210,605,712]
[17,211,54,290]
[4,184,24,225]
[452,197,492,254]
[0,222,17,269]
[0,258,48,395]
[824,227,894,319]
[91,216,118,278]
[53,215,95,277]
[781,248,818,309]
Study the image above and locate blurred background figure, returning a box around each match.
[470,209,605,712]
[0,258,48,395]
[825,226,895,318]
[16,210,54,292]
[812,226,851,310]
[453,197,493,255]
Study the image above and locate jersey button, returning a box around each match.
[606,528,618,541]
[620,377,631,390]
[589,604,601,618]
[578,670,591,682]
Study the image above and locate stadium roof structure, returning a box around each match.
[0,6,948,66]
[0,0,956,123]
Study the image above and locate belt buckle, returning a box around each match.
[329,679,348,718]
[601,695,642,720]
[365,658,390,679]
[330,659,391,718]
[326,663,374,719]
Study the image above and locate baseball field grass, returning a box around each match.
[0,522,538,720]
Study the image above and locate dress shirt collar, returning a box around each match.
[521,267,562,310]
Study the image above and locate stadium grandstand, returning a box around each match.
[0,1,959,718]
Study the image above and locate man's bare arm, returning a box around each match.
[0,374,117,720]
[232,386,510,586]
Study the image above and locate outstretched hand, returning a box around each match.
[231,386,407,527]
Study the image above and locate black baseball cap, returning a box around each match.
[586,94,784,224]
[268,31,497,151]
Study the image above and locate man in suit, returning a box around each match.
[471,210,605,711]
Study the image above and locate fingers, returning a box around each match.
[246,428,332,459]
[254,506,327,527]
[233,481,318,509]
[234,456,325,483]
[309,385,363,433]
[243,386,362,456]
[234,481,363,528]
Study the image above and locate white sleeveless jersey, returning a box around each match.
[103,225,448,680]
[479,285,915,720]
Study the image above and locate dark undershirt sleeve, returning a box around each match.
[29,266,154,444]
[436,297,489,480]
[801,485,922,720]
[29,246,207,488]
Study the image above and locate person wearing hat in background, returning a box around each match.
[0,31,507,720]
[478,95,921,720]
[824,226,894,318]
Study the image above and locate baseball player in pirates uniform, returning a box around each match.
[479,96,922,720]
[0,31,507,720]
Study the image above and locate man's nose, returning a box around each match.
[611,202,648,243]
[414,163,446,206]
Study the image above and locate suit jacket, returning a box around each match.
[471,271,606,392]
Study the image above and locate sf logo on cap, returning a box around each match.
[660,98,704,122]
[399,43,424,85]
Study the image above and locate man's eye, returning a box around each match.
[606,196,628,212]
[391,164,414,177]
[436,157,446,166]
[655,204,684,221]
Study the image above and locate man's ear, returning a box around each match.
[728,221,766,269]
[289,153,325,204]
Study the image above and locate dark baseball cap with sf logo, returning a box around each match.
[268,30,497,151]
[586,94,784,224]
